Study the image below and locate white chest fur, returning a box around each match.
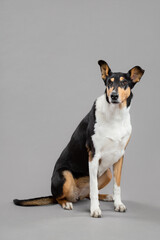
[92,94,132,177]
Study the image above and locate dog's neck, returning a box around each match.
[96,94,131,123]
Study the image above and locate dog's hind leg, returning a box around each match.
[75,168,113,200]
[52,170,78,210]
[51,168,113,209]
[98,168,112,189]
[98,194,113,202]
[56,198,73,210]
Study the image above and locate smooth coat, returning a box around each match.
[92,94,132,177]
[13,60,145,218]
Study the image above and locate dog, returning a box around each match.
[13,60,145,218]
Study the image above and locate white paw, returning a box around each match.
[90,207,102,218]
[114,202,126,212]
[62,202,73,210]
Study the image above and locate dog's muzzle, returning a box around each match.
[110,92,119,103]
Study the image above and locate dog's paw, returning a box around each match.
[62,202,73,210]
[90,207,102,218]
[114,202,126,212]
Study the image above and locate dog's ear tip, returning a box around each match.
[128,65,145,84]
[98,60,106,66]
[138,66,144,69]
[98,60,103,65]
[137,66,145,75]
[129,66,145,74]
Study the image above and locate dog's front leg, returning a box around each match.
[89,153,101,218]
[113,156,126,212]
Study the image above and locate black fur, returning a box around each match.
[51,103,96,198]
[13,196,55,206]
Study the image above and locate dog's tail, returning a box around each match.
[13,196,57,207]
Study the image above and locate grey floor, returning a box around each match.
[1,1,160,239]
[1,199,160,240]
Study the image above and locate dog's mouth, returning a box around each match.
[111,100,120,104]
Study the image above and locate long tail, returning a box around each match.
[13,196,57,207]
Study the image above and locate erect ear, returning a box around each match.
[98,60,111,83]
[128,66,145,84]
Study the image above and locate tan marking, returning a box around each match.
[125,136,131,149]
[75,176,89,189]
[76,168,112,200]
[130,67,144,83]
[75,176,90,200]
[98,194,113,201]
[86,145,93,162]
[118,87,131,103]
[56,198,67,206]
[111,77,115,82]
[113,156,124,187]
[119,100,127,109]
[101,65,107,80]
[57,171,78,202]
[88,151,92,162]
[120,76,124,81]
[55,164,114,204]
[98,194,108,201]
[99,159,102,165]
[60,168,113,202]
[100,63,110,79]
[56,199,73,209]
[20,197,55,206]
[106,86,114,99]
[98,168,112,189]
[113,135,131,186]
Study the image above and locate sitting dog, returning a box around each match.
[14,60,145,218]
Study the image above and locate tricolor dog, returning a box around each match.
[14,60,145,218]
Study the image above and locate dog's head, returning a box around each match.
[98,60,145,107]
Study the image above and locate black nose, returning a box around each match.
[111,92,119,101]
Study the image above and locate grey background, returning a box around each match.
[1,0,160,239]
